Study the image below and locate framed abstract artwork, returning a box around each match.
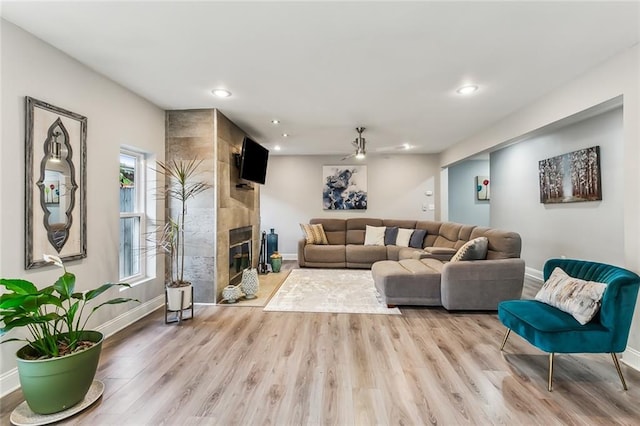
[538,146,602,204]
[322,165,367,210]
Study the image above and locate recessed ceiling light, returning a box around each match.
[282,133,289,137]
[403,143,412,150]
[456,85,478,95]
[271,119,280,124]
[211,88,231,98]
[274,145,281,151]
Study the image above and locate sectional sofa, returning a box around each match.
[298,218,525,309]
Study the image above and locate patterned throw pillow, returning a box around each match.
[300,223,329,245]
[364,225,386,246]
[535,267,607,325]
[450,237,489,262]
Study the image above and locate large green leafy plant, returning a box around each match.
[0,255,138,359]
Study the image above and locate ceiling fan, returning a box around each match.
[341,127,367,161]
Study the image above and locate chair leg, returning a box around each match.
[500,329,511,351]
[611,353,628,390]
[548,353,554,392]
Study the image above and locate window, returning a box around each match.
[119,149,146,282]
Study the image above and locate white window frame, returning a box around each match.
[119,148,148,283]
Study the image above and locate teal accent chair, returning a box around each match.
[498,258,640,391]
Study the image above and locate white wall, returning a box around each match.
[448,159,490,226]
[260,154,440,257]
[0,20,166,392]
[440,45,640,370]
[492,107,623,269]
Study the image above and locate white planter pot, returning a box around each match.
[166,285,192,311]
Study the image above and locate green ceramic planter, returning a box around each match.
[16,331,103,414]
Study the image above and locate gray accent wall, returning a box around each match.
[448,159,490,226]
[260,154,440,257]
[490,107,624,271]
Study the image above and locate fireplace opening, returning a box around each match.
[229,226,252,285]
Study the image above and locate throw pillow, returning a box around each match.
[395,228,414,247]
[300,223,329,245]
[409,229,427,248]
[535,267,607,325]
[450,237,489,262]
[384,226,399,245]
[364,225,386,246]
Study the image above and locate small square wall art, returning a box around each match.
[322,165,367,210]
[476,176,490,201]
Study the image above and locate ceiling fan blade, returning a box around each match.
[341,153,356,161]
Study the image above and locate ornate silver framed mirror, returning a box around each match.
[25,97,87,269]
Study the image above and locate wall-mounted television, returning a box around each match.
[239,136,269,185]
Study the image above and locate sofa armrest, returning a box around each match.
[441,258,525,310]
[298,238,307,267]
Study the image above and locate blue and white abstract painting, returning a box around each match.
[322,166,367,210]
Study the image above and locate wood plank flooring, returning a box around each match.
[2,270,640,425]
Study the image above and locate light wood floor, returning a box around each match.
[2,270,640,425]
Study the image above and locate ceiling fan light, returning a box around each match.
[355,152,365,160]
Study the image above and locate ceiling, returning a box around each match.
[2,1,639,157]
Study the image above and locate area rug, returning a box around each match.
[264,269,401,315]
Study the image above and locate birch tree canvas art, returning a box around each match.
[538,146,602,204]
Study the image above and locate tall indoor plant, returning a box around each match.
[0,254,138,414]
[154,159,212,313]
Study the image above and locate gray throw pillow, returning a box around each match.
[450,237,489,262]
[384,227,399,245]
[409,229,427,248]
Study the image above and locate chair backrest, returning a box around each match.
[544,258,640,352]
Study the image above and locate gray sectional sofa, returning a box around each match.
[298,217,525,310]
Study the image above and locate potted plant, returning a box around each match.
[0,254,138,414]
[153,159,212,312]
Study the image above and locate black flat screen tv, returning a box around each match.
[239,136,269,184]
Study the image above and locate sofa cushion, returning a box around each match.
[409,229,427,248]
[304,244,346,264]
[310,218,346,245]
[346,218,383,244]
[450,237,488,262]
[395,228,413,247]
[300,223,329,245]
[346,244,387,264]
[470,227,522,259]
[364,225,386,246]
[535,267,607,325]
[384,226,399,245]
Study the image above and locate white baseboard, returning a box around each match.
[525,266,543,282]
[622,346,640,372]
[0,295,164,398]
[281,253,297,262]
